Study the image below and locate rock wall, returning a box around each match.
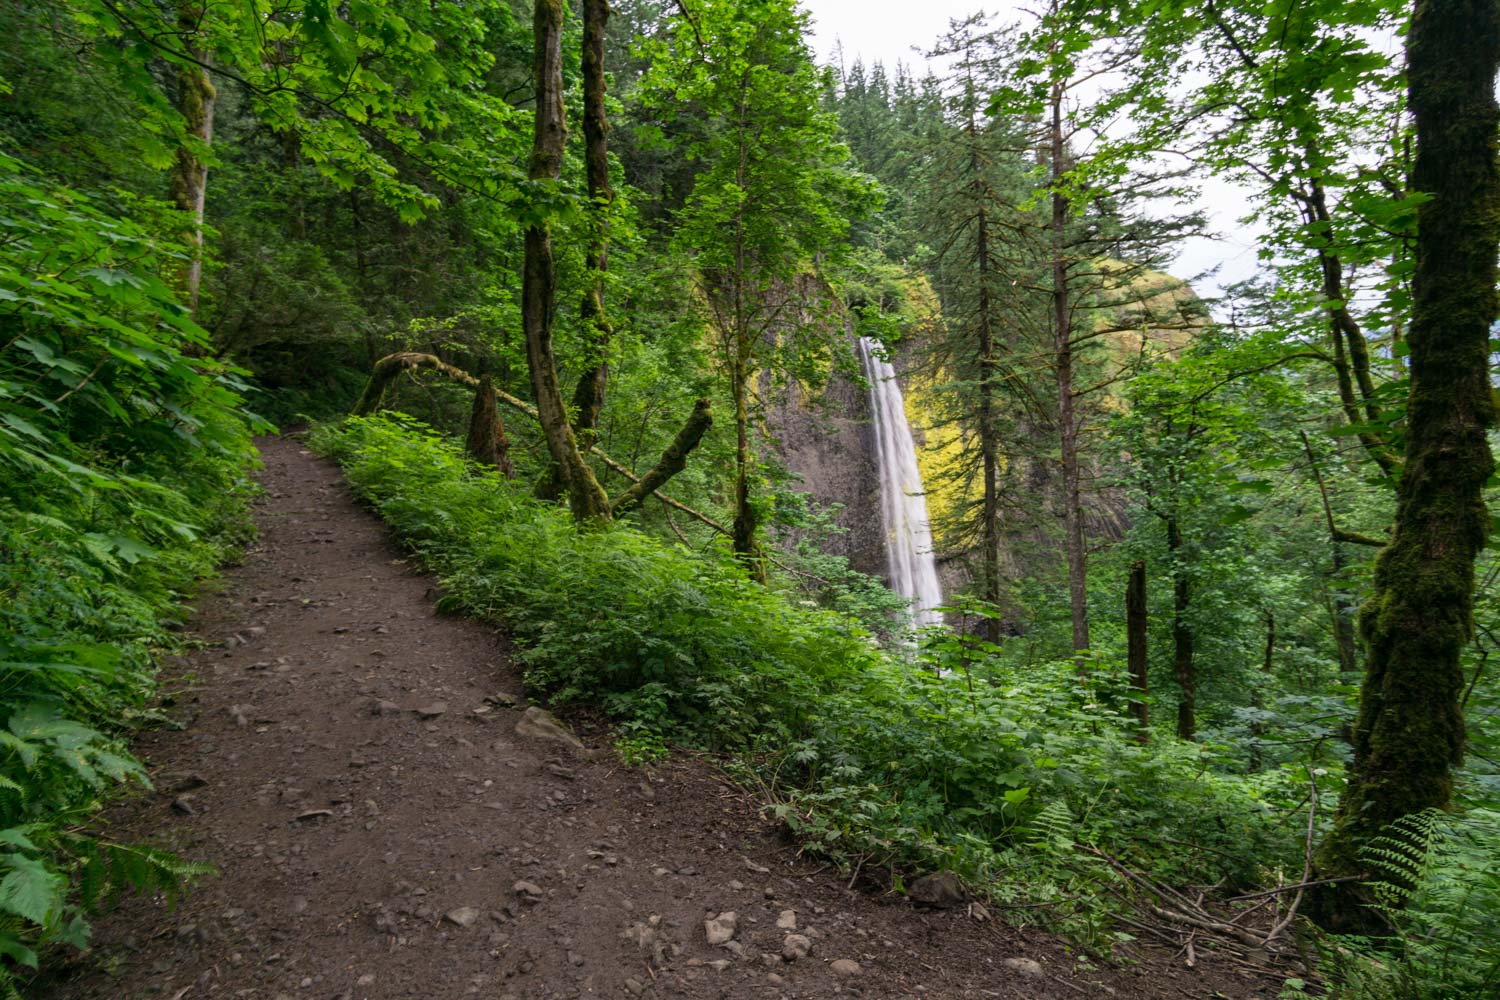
[762,337,887,580]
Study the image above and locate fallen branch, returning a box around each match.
[610,398,713,515]
[1227,874,1363,904]
[1263,771,1319,945]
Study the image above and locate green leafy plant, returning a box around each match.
[1318,809,1500,1000]
[0,149,255,991]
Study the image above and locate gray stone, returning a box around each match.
[908,870,966,908]
[704,911,738,946]
[830,959,862,977]
[414,702,448,719]
[445,906,481,928]
[781,933,812,961]
[512,880,544,901]
[776,909,797,930]
[1003,957,1045,978]
[514,707,586,752]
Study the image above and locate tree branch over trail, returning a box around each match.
[350,352,719,531]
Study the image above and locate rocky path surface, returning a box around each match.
[44,437,1271,1000]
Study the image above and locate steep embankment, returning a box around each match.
[42,436,1264,999]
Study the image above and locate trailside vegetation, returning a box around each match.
[0,151,257,991]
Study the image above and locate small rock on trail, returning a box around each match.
[909,869,968,908]
[513,705,586,752]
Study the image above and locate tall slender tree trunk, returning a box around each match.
[522,0,610,523]
[1314,0,1500,925]
[1126,559,1149,742]
[1166,515,1195,740]
[730,356,764,582]
[727,81,763,583]
[1301,428,1363,673]
[170,2,215,314]
[571,0,615,446]
[1330,543,1360,674]
[969,94,1001,642]
[1049,79,1089,661]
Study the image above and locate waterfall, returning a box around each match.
[856,337,945,629]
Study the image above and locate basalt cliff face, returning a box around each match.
[764,268,1202,626]
[762,341,888,581]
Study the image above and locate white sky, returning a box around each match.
[800,0,1267,301]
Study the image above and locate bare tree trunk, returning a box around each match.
[971,105,1002,644]
[571,0,615,445]
[466,374,513,477]
[1049,79,1089,662]
[1126,559,1149,742]
[1167,516,1194,741]
[1315,0,1500,926]
[523,0,611,523]
[170,2,215,315]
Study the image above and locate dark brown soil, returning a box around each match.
[39,437,1280,1000]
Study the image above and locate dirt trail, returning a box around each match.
[45,437,1272,1000]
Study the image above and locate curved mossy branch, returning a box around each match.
[352,351,480,416]
[611,398,713,515]
[351,352,725,535]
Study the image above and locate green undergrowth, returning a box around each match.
[315,414,1309,952]
[0,152,258,994]
[1295,809,1500,1000]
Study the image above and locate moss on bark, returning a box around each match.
[1313,0,1500,928]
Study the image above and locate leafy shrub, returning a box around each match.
[0,150,256,992]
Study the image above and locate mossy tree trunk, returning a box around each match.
[170,2,215,315]
[730,352,765,583]
[570,0,615,448]
[612,398,713,514]
[1314,0,1500,926]
[522,0,611,523]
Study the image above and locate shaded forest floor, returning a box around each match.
[40,437,1278,999]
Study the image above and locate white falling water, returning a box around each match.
[856,337,945,629]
